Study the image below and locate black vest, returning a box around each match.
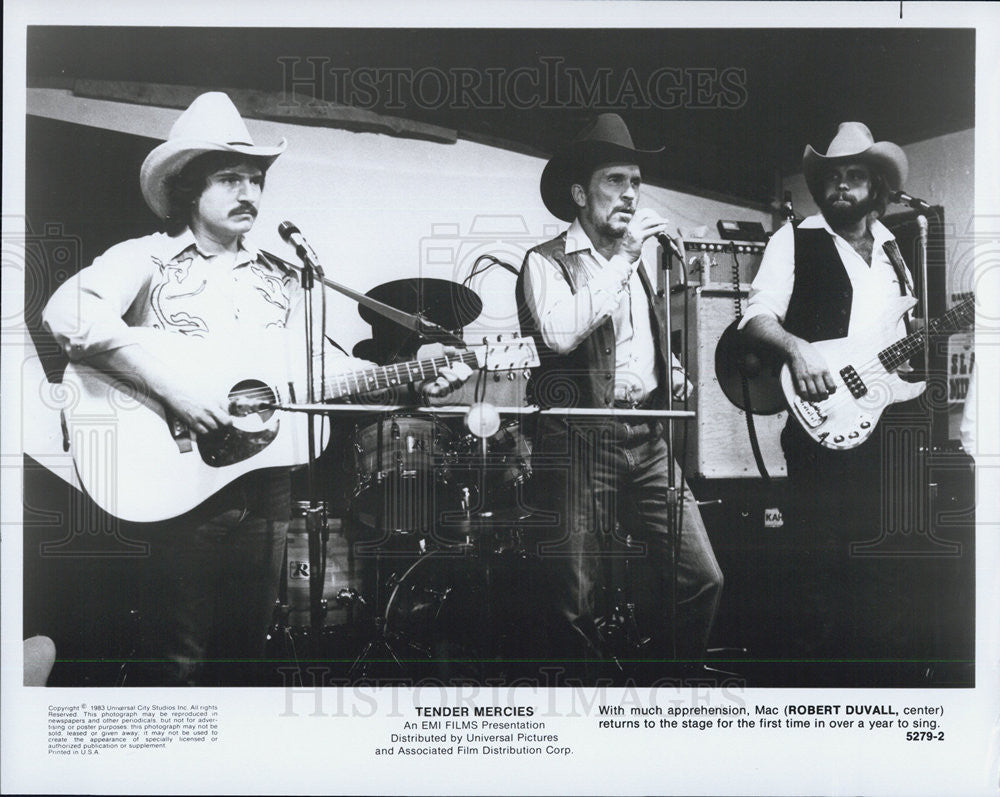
[783,224,913,343]
[515,233,667,409]
[783,226,853,342]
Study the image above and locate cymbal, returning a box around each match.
[359,278,483,331]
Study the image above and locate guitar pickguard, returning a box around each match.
[198,424,279,467]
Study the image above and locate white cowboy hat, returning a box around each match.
[802,121,908,196]
[140,92,287,219]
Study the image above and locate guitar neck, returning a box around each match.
[878,298,975,371]
[313,350,479,400]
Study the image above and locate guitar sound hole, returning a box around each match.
[199,379,281,468]
[229,379,276,420]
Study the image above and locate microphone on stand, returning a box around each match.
[890,191,934,212]
[781,191,797,225]
[656,233,686,264]
[278,221,324,276]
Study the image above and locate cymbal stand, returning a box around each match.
[597,530,651,672]
[347,414,414,679]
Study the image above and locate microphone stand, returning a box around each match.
[890,194,936,383]
[270,251,466,348]
[916,215,931,382]
[276,237,464,646]
[656,237,685,664]
[298,257,329,633]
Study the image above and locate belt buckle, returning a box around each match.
[614,393,642,410]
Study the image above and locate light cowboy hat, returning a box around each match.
[802,121,908,197]
[540,113,662,222]
[140,92,287,219]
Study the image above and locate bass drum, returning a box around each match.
[383,545,542,681]
[350,414,459,536]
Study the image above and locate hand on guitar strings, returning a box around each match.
[163,384,234,435]
[416,345,474,399]
[788,339,837,402]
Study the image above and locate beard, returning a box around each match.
[820,191,879,227]
[595,219,628,239]
[594,206,633,240]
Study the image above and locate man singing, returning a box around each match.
[516,114,723,677]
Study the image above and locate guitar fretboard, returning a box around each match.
[878,297,974,371]
[318,351,480,399]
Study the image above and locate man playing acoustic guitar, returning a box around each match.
[42,93,470,685]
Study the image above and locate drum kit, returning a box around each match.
[345,410,539,680]
[272,271,696,683]
[275,276,544,682]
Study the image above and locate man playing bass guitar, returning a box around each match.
[739,122,930,662]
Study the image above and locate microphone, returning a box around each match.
[780,190,796,225]
[656,233,686,263]
[890,191,933,212]
[278,221,324,274]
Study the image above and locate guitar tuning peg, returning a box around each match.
[493,373,501,382]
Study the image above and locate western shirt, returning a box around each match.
[519,218,661,403]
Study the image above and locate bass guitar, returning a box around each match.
[781,294,973,450]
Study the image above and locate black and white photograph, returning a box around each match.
[3,2,998,794]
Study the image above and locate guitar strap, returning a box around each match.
[323,335,350,357]
[882,238,915,334]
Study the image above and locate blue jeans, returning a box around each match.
[530,418,723,663]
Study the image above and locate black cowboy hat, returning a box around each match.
[540,114,662,222]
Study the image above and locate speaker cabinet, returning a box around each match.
[671,286,787,478]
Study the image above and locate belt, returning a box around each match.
[612,393,660,410]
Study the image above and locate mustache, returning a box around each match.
[230,204,258,218]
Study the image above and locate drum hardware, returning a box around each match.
[335,587,366,610]
[276,402,695,681]
[596,532,652,673]
[347,408,535,679]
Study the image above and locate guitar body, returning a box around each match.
[61,330,321,523]
[59,329,539,522]
[779,295,926,450]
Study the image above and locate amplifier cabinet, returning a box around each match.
[671,286,787,478]
[677,238,766,289]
